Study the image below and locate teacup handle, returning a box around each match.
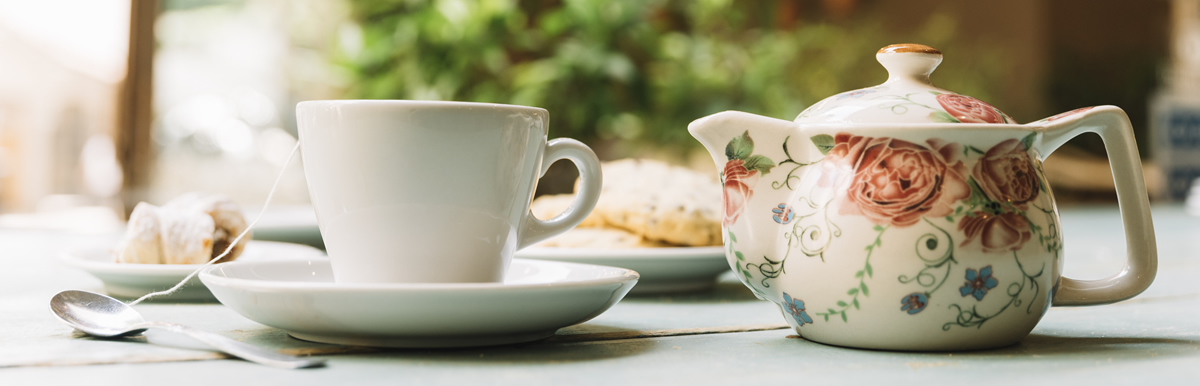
[1036,105,1158,306]
[518,138,603,249]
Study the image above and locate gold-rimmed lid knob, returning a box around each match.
[876,43,943,85]
[877,43,942,55]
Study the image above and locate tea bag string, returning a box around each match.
[126,141,302,306]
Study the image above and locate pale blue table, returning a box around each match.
[2,205,1198,384]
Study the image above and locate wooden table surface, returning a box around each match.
[2,205,1199,384]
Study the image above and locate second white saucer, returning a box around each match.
[200,258,639,348]
[61,241,327,301]
[516,246,727,294]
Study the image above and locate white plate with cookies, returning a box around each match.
[517,245,726,294]
[62,240,327,301]
[522,159,730,294]
[63,191,327,301]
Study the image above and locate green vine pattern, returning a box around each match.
[1029,157,1063,259]
[744,135,838,288]
[873,92,944,116]
[727,230,768,300]
[897,218,958,296]
[771,135,822,190]
[746,195,842,288]
[817,225,886,322]
[1028,205,1063,259]
[744,253,785,289]
[786,197,842,262]
[872,91,1013,124]
[942,252,1046,330]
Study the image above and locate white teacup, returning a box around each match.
[296,100,602,283]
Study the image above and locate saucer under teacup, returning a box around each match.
[199,258,639,348]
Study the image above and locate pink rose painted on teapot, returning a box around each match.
[935,94,1006,124]
[826,134,970,228]
[972,138,1041,207]
[721,159,758,226]
[957,211,1033,253]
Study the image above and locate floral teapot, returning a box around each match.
[688,44,1157,351]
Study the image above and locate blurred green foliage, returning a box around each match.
[342,0,1009,156]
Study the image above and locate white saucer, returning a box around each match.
[199,258,639,348]
[61,241,327,301]
[516,246,727,294]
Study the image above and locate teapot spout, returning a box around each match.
[689,111,799,166]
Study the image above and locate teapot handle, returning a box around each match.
[1036,105,1157,306]
[518,138,603,249]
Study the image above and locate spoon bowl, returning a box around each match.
[50,290,325,369]
[50,290,149,337]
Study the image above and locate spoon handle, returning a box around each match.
[141,321,325,369]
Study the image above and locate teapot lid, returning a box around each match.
[794,44,1015,125]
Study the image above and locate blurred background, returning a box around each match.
[0,0,1196,232]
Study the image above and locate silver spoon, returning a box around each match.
[50,290,325,369]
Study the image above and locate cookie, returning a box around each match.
[113,193,251,264]
[585,159,722,246]
[114,202,165,264]
[165,192,251,261]
[158,208,216,264]
[530,193,604,228]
